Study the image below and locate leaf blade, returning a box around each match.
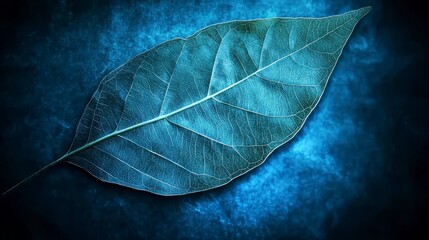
[67,7,371,195]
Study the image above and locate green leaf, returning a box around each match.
[4,7,371,196]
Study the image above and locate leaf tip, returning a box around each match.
[343,6,372,23]
[356,6,372,18]
[362,6,372,13]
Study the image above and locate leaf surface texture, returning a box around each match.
[67,8,371,195]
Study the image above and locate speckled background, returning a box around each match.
[1,0,428,239]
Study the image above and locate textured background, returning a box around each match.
[1,0,428,239]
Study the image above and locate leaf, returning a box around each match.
[4,7,371,196]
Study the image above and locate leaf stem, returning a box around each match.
[2,154,68,196]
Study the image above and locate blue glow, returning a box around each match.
[2,0,417,239]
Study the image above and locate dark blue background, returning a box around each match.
[1,0,428,239]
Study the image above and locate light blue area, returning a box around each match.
[90,1,383,238]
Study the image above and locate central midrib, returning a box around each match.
[64,16,355,159]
